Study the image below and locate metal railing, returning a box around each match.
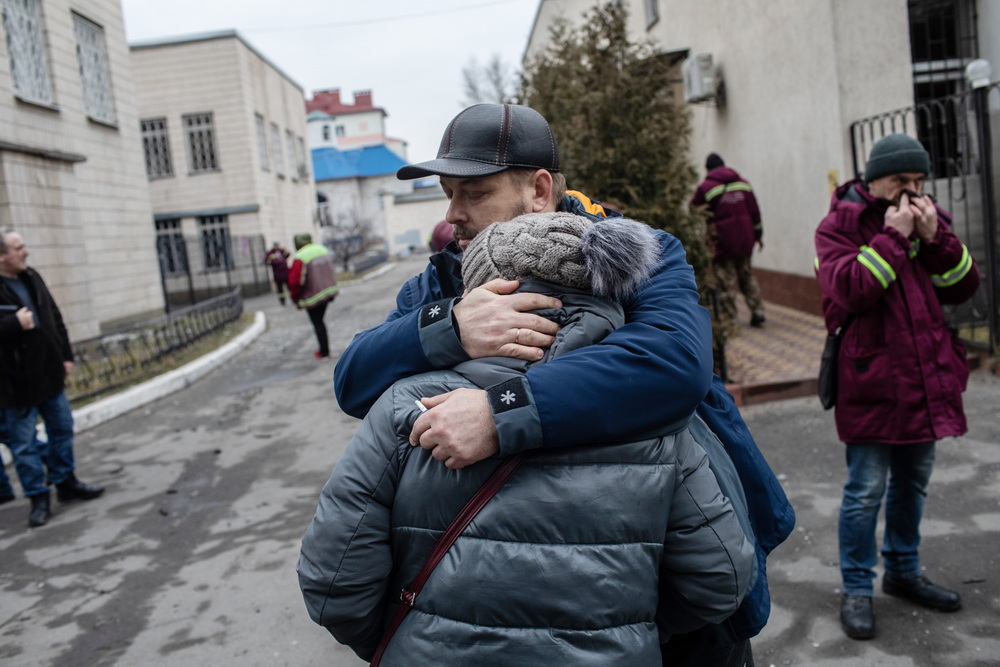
[849,82,1000,356]
[66,288,244,403]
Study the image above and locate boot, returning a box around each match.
[840,594,875,640]
[883,573,962,612]
[28,491,52,527]
[55,472,105,503]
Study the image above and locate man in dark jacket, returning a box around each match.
[0,228,104,527]
[691,153,766,327]
[332,104,794,665]
[814,134,980,640]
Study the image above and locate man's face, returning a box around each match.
[0,232,29,278]
[440,172,535,250]
[868,172,925,204]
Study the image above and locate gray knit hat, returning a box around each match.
[461,211,660,302]
[864,134,930,182]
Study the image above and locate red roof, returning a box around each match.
[306,88,381,115]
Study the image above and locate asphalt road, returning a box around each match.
[1,254,998,666]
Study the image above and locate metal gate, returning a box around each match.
[849,81,1000,357]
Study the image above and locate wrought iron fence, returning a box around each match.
[156,232,271,310]
[849,82,1000,355]
[66,288,244,403]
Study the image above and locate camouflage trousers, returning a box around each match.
[713,256,764,322]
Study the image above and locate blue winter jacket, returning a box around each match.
[332,194,794,639]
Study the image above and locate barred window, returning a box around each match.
[255,113,269,171]
[155,218,187,275]
[271,122,285,177]
[2,0,54,105]
[141,118,173,178]
[183,112,219,173]
[72,13,116,124]
[198,215,232,270]
[297,136,309,179]
[285,129,298,181]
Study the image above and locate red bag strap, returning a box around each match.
[369,453,525,666]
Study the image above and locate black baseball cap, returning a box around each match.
[397,104,561,180]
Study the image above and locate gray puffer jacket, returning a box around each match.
[298,282,756,666]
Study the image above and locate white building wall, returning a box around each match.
[0,0,163,338]
[525,0,914,280]
[306,109,387,152]
[381,188,449,257]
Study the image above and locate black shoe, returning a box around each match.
[883,573,961,612]
[840,594,876,639]
[750,313,766,327]
[55,473,105,503]
[28,491,52,527]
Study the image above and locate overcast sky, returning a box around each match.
[120,0,539,163]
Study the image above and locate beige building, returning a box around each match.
[525,0,994,315]
[0,0,163,338]
[130,31,314,303]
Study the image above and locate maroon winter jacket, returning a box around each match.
[815,180,980,444]
[691,167,762,259]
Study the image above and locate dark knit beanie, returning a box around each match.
[705,153,724,170]
[864,134,930,182]
[461,212,660,302]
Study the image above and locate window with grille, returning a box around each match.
[198,215,232,270]
[335,125,345,137]
[72,12,116,124]
[271,122,285,177]
[297,136,309,179]
[255,113,269,171]
[322,124,330,141]
[644,0,660,29]
[285,129,298,181]
[183,112,219,173]
[141,118,173,179]
[2,0,54,105]
[155,219,188,275]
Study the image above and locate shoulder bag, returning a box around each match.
[818,314,855,410]
[369,452,526,666]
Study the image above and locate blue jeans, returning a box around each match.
[839,441,935,596]
[2,391,76,497]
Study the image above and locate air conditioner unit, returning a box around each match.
[682,53,717,103]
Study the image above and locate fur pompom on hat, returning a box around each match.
[461,211,660,302]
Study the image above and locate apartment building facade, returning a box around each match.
[130,31,314,303]
[0,0,163,337]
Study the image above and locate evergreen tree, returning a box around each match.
[521,1,737,357]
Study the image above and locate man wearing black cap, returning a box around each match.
[691,153,766,328]
[335,103,714,466]
[815,134,980,640]
[333,104,796,666]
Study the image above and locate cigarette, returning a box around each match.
[415,399,429,413]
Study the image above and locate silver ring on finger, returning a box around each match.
[515,328,521,345]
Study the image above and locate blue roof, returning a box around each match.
[311,145,408,181]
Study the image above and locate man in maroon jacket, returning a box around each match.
[691,153,766,327]
[814,134,979,640]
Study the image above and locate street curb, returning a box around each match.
[72,311,268,433]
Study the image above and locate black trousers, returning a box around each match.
[662,626,753,667]
[306,301,329,357]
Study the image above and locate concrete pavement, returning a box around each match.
[1,254,998,666]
